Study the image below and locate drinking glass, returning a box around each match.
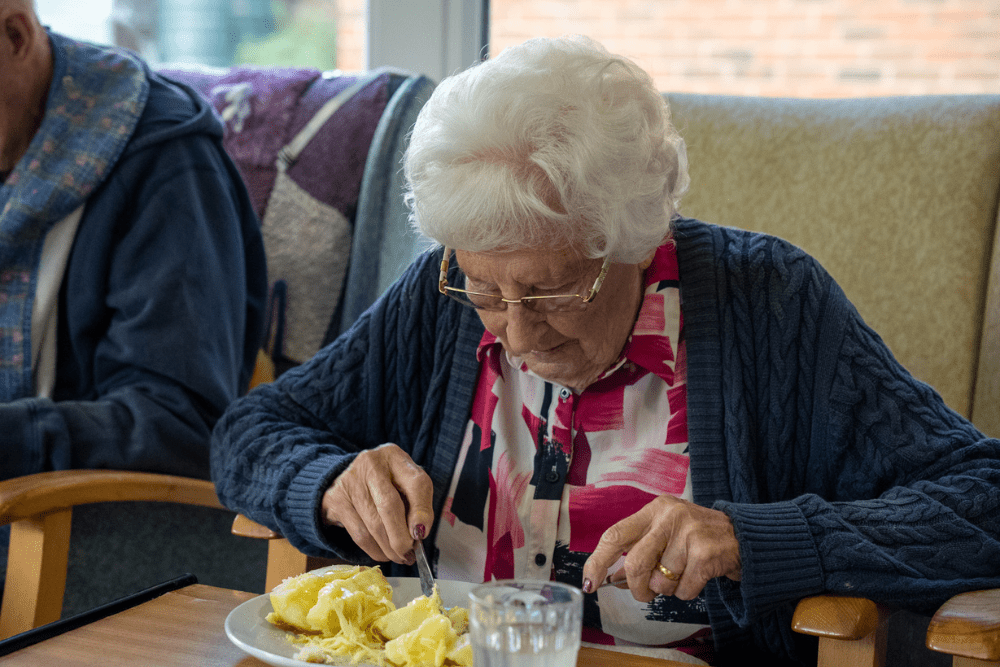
[468,580,583,667]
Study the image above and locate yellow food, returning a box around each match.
[266,565,471,667]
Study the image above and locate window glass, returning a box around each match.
[37,0,364,70]
[489,0,1000,97]
[38,0,114,44]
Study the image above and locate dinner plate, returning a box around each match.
[224,568,476,667]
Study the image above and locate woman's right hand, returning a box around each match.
[321,443,434,564]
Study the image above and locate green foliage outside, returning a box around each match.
[234,1,338,69]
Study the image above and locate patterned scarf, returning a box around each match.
[0,32,147,400]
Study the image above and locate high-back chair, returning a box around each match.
[664,93,1000,666]
[664,93,1000,440]
[235,93,1000,667]
[0,66,434,639]
[161,65,435,375]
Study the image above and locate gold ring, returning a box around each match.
[656,564,681,581]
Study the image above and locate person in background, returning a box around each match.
[0,0,266,480]
[210,35,1000,665]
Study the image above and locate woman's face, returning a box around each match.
[454,245,650,391]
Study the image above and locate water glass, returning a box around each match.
[468,579,583,667]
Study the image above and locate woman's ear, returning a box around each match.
[638,249,657,271]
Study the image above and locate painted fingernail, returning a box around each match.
[405,551,416,565]
[413,524,426,540]
[582,579,593,594]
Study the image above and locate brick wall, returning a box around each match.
[333,0,997,97]
[488,0,1000,97]
[335,0,366,71]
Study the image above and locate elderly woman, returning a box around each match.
[211,36,1000,665]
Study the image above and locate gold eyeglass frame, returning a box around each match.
[437,246,612,312]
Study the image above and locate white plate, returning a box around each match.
[224,569,476,667]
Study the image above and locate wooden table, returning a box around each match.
[0,584,691,666]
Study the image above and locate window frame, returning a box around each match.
[366,0,488,81]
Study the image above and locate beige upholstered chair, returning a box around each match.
[664,93,1000,439]
[663,93,1000,666]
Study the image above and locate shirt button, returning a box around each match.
[559,388,571,399]
[535,553,547,567]
[544,470,560,484]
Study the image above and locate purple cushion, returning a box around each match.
[159,66,391,223]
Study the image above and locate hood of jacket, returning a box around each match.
[122,69,225,158]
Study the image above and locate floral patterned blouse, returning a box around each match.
[436,241,712,661]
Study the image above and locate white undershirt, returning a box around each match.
[32,204,84,398]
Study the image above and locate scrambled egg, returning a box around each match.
[266,565,472,667]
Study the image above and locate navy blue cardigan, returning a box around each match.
[211,217,1000,664]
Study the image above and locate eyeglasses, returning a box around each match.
[437,246,611,313]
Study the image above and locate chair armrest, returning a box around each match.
[793,595,888,667]
[793,595,883,639]
[231,513,282,539]
[926,590,1000,663]
[230,514,344,591]
[0,470,223,639]
[0,470,222,524]
[231,514,309,590]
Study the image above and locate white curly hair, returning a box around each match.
[403,35,689,263]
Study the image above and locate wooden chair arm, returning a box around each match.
[926,590,1000,665]
[230,514,343,592]
[0,470,223,639]
[793,595,883,639]
[0,470,223,525]
[231,512,281,539]
[792,595,888,667]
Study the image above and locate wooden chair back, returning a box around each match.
[0,471,223,639]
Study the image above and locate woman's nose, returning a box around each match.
[501,304,550,355]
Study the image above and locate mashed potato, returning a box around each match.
[266,565,471,667]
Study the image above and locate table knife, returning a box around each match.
[414,539,435,597]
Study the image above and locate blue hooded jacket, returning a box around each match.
[0,33,267,481]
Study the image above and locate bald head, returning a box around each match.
[0,0,51,172]
[0,0,36,19]
[0,1,35,12]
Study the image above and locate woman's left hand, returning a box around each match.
[581,495,742,602]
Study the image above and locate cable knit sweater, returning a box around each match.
[211,217,1000,665]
